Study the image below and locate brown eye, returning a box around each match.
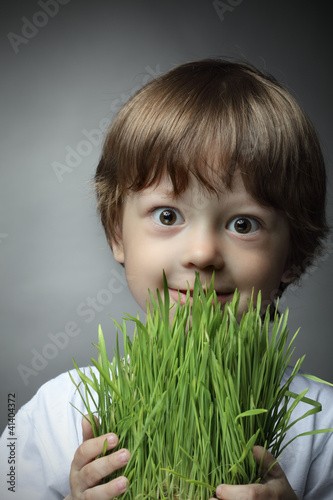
[153,208,184,226]
[160,209,176,225]
[235,218,251,233]
[227,217,260,234]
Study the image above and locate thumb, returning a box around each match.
[81,414,98,442]
[253,445,284,481]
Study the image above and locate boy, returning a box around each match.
[1,59,332,499]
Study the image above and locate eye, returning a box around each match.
[152,207,184,226]
[227,216,260,234]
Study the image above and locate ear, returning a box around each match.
[110,229,125,264]
[111,238,125,264]
[280,267,296,284]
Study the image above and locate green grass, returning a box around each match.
[70,273,332,499]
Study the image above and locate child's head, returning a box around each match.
[95,59,328,313]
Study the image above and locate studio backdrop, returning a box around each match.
[1,0,332,433]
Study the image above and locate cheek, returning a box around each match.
[121,239,167,310]
[236,251,286,292]
[124,268,150,312]
[233,254,285,317]
[256,262,288,307]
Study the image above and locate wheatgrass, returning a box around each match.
[71,273,332,499]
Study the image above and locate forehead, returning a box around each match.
[127,170,271,212]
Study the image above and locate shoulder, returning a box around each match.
[21,367,91,424]
[284,366,333,426]
[19,366,101,448]
[280,367,333,495]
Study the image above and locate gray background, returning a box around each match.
[1,0,332,434]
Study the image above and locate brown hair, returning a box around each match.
[95,59,328,287]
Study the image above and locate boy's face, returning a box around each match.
[112,171,292,318]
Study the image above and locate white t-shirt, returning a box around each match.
[1,366,332,500]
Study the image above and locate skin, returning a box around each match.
[67,171,298,499]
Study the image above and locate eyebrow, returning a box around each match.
[137,186,178,200]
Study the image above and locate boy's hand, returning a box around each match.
[209,446,299,500]
[65,416,131,500]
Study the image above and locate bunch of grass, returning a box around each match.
[71,273,331,499]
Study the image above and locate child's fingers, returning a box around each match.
[211,446,298,500]
[69,417,131,499]
[72,431,119,470]
[79,448,131,491]
[213,480,298,500]
[212,483,264,499]
[79,475,129,500]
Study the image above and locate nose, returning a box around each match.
[180,225,224,271]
